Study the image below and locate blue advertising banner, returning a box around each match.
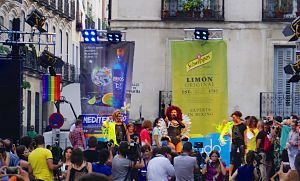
[80,42,135,138]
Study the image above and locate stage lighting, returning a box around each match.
[107,31,122,44]
[282,16,300,42]
[82,29,98,43]
[194,28,209,40]
[39,50,64,76]
[26,9,47,32]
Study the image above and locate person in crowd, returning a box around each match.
[165,106,186,153]
[92,148,113,179]
[66,148,92,181]
[231,151,259,181]
[27,125,37,139]
[245,116,259,153]
[0,140,8,181]
[112,141,144,181]
[0,166,30,181]
[244,116,251,126]
[229,111,247,176]
[140,120,153,146]
[127,123,140,144]
[19,136,34,152]
[83,136,100,163]
[202,150,226,181]
[28,135,62,181]
[256,121,268,181]
[70,115,84,132]
[102,110,130,146]
[295,152,300,178]
[69,119,86,150]
[3,139,19,167]
[174,142,199,181]
[286,119,299,170]
[78,172,109,181]
[16,145,30,172]
[152,118,162,148]
[60,146,73,180]
[147,146,175,181]
[137,144,152,181]
[270,161,299,181]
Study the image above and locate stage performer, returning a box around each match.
[165,105,186,153]
[102,110,130,145]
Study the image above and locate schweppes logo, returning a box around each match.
[186,51,212,72]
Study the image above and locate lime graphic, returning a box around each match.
[88,96,96,105]
[102,93,113,107]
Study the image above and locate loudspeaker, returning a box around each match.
[0,18,22,142]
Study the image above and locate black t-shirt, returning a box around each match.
[83,150,100,163]
[256,130,266,151]
[115,124,127,144]
[232,123,247,145]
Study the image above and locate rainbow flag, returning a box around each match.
[42,74,61,102]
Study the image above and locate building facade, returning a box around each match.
[110,0,299,120]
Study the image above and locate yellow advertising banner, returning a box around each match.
[171,40,228,137]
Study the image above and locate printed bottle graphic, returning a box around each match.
[112,48,127,108]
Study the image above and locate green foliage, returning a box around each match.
[0,45,10,55]
[183,0,202,11]
[22,81,31,89]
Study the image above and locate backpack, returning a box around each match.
[263,134,271,152]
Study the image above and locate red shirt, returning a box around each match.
[140,129,151,145]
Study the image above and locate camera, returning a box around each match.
[194,142,203,149]
[4,167,19,175]
[254,152,262,165]
[107,139,114,147]
[127,137,141,162]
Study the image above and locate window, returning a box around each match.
[273,46,300,116]
[66,32,69,63]
[72,43,74,65]
[27,91,31,131]
[60,29,62,55]
[35,92,40,133]
[21,12,25,31]
[263,0,297,21]
[76,45,78,68]
[53,26,56,53]
[0,16,4,27]
[45,23,48,49]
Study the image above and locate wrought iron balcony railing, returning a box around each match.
[47,0,56,10]
[63,63,69,81]
[161,0,224,21]
[14,0,22,3]
[53,0,63,14]
[260,92,300,118]
[38,0,49,6]
[262,0,299,21]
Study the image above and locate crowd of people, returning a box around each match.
[0,108,300,181]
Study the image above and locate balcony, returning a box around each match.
[263,0,299,21]
[161,0,224,21]
[53,0,63,15]
[14,0,22,3]
[63,0,70,19]
[47,0,56,10]
[21,46,47,76]
[38,0,49,6]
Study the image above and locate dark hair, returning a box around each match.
[141,144,151,153]
[153,118,161,128]
[77,115,84,121]
[4,139,13,152]
[249,116,258,128]
[78,173,109,181]
[158,146,171,155]
[75,119,82,126]
[274,116,283,123]
[142,120,152,129]
[152,147,160,157]
[20,136,33,149]
[231,111,242,118]
[98,149,109,165]
[34,135,45,145]
[291,115,298,120]
[246,151,255,165]
[118,141,128,156]
[182,142,193,152]
[16,145,27,160]
[88,136,97,148]
[209,150,220,158]
[62,147,73,163]
[244,116,251,120]
[71,148,84,166]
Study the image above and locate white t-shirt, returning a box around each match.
[147,155,175,181]
[70,124,76,132]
